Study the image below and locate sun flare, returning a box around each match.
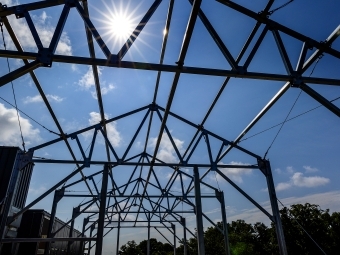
[110,13,134,40]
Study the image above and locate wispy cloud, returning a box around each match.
[82,112,121,147]
[276,172,329,191]
[0,103,42,146]
[78,66,115,99]
[1,1,72,55]
[149,132,184,163]
[24,94,64,104]
[303,165,319,173]
[215,161,252,183]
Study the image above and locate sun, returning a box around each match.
[109,12,134,40]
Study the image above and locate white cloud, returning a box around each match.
[291,172,329,187]
[275,168,282,174]
[28,185,46,195]
[0,1,72,55]
[78,66,100,90]
[303,165,319,173]
[24,94,64,104]
[149,132,184,163]
[276,182,292,191]
[276,172,329,191]
[91,84,115,99]
[0,103,42,146]
[78,67,116,99]
[286,166,294,173]
[216,161,252,183]
[83,112,121,147]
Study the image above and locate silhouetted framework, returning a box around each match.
[0,0,339,254]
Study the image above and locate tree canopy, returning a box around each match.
[119,204,340,255]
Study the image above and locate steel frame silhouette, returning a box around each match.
[0,0,339,255]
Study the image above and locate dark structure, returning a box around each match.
[17,210,82,255]
[0,147,33,254]
[0,0,339,255]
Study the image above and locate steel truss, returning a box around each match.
[0,0,339,254]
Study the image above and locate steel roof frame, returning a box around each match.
[0,0,339,255]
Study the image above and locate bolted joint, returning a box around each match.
[257,158,269,176]
[237,65,247,75]
[0,4,8,12]
[175,60,184,68]
[14,6,25,19]
[37,48,53,67]
[55,188,65,203]
[64,0,77,7]
[149,102,158,111]
[290,72,303,87]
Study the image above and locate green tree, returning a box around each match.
[119,240,143,255]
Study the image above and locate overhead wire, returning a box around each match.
[239,95,340,142]
[277,198,328,255]
[1,21,26,151]
[269,0,294,15]
[0,96,60,136]
[263,53,324,159]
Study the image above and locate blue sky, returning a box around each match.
[0,0,340,253]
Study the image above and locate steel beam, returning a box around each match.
[95,164,109,255]
[194,166,205,255]
[44,188,64,255]
[217,191,231,255]
[300,83,340,118]
[258,159,287,255]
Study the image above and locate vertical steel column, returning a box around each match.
[216,191,231,255]
[116,213,120,255]
[147,214,151,255]
[79,217,89,255]
[88,223,95,253]
[181,217,187,255]
[172,224,176,255]
[44,188,64,255]
[67,206,80,255]
[258,159,288,255]
[193,166,205,255]
[95,164,109,255]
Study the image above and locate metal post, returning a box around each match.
[95,164,109,255]
[79,217,89,255]
[67,206,80,255]
[217,191,231,255]
[116,214,120,255]
[172,224,176,255]
[44,188,64,255]
[181,217,187,255]
[147,215,151,255]
[88,223,95,254]
[258,159,288,255]
[193,166,205,255]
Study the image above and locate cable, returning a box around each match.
[277,199,328,255]
[263,53,324,159]
[269,0,294,15]
[1,22,26,151]
[240,95,340,142]
[214,171,221,191]
[264,90,302,159]
[0,96,60,136]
